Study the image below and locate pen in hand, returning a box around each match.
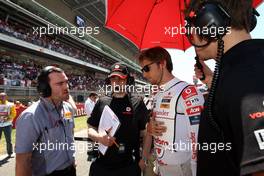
[105,129,119,148]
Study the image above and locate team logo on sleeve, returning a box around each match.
[185,97,200,107]
[186,106,202,116]
[254,129,264,150]
[181,86,198,100]
[189,115,200,125]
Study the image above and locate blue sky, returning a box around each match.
[168,3,264,84]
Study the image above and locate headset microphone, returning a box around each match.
[195,56,206,81]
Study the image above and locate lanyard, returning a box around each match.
[41,98,72,162]
[41,98,65,128]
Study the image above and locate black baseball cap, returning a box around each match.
[108,62,129,79]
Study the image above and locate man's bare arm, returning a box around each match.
[16,152,32,176]
[88,124,114,146]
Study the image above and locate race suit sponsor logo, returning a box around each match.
[160,103,170,109]
[161,98,171,103]
[249,111,264,119]
[185,100,192,107]
[153,111,169,117]
[181,86,198,100]
[154,137,168,160]
[186,106,202,116]
[154,137,169,146]
[254,129,264,150]
[189,115,200,125]
[185,97,200,107]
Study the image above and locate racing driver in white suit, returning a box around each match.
[138,47,204,176]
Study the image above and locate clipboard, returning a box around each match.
[98,105,120,155]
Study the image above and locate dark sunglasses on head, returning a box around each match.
[141,61,160,73]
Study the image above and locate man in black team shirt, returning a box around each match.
[87,62,149,176]
[184,0,264,175]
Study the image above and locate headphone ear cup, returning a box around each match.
[45,85,52,97]
[37,79,51,97]
[194,3,231,40]
[37,66,54,97]
[250,8,259,32]
[250,15,257,32]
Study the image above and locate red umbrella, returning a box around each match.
[105,0,263,51]
[105,0,190,51]
[253,0,263,7]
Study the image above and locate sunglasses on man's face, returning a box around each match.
[141,61,160,73]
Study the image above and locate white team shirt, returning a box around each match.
[84,98,95,118]
[153,77,204,176]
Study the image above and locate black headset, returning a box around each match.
[186,2,231,42]
[186,2,259,42]
[37,66,64,97]
[251,8,260,32]
[105,63,135,86]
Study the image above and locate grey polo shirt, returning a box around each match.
[15,98,75,176]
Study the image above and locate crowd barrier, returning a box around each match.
[12,103,86,128]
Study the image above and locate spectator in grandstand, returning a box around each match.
[0,17,147,83]
[15,66,76,176]
[84,93,98,118]
[87,62,149,176]
[0,92,16,158]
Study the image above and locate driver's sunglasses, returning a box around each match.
[141,61,160,73]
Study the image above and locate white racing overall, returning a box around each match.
[152,77,204,176]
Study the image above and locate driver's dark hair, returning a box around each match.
[138,46,173,73]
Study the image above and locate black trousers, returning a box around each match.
[46,165,76,176]
[89,160,141,176]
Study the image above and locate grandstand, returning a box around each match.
[0,0,148,104]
